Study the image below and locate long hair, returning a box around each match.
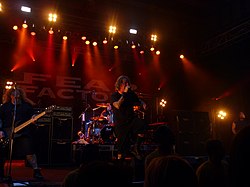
[2,87,36,106]
[114,75,131,91]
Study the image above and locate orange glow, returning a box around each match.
[43,33,55,74]
[11,26,29,71]
[27,33,36,63]
[181,57,217,100]
[59,38,70,72]
[82,44,96,79]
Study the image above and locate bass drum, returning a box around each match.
[100,125,115,144]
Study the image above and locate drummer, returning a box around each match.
[100,103,113,124]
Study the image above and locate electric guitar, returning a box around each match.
[0,105,56,146]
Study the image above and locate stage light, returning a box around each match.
[217,110,227,120]
[48,13,57,22]
[103,38,108,44]
[81,36,86,40]
[129,29,137,34]
[48,28,54,34]
[180,54,184,59]
[109,26,116,34]
[151,34,157,42]
[22,20,28,28]
[21,6,31,13]
[92,41,97,46]
[131,44,136,49]
[30,31,36,36]
[13,25,18,30]
[160,99,167,107]
[156,50,160,55]
[140,50,144,54]
[150,47,155,51]
[5,81,14,90]
[0,3,2,12]
[85,40,90,45]
[114,45,118,49]
[63,36,67,40]
[30,24,36,35]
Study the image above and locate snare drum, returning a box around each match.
[100,125,115,144]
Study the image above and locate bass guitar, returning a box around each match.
[0,105,56,145]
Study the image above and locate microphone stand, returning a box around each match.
[5,86,17,186]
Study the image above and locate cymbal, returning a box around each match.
[96,103,110,107]
[91,116,100,121]
[98,116,108,121]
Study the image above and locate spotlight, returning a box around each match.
[160,99,167,107]
[103,38,108,44]
[217,110,227,120]
[5,81,14,90]
[21,6,31,13]
[156,50,160,55]
[48,13,57,22]
[22,20,28,28]
[48,28,54,34]
[151,34,157,42]
[109,26,116,34]
[13,25,18,30]
[129,29,137,34]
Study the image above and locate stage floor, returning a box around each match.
[0,160,76,187]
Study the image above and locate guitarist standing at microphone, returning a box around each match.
[0,87,43,181]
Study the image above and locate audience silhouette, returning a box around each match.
[144,155,198,187]
[144,125,176,170]
[229,125,250,187]
[196,139,229,187]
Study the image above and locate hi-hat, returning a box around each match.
[96,103,110,107]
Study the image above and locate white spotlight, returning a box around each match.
[21,6,31,13]
[129,29,137,34]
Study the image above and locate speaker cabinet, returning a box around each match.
[52,117,73,140]
[50,140,73,166]
[34,124,51,165]
[172,111,211,156]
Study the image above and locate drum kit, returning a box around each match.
[83,103,115,144]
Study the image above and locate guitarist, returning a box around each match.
[0,87,43,181]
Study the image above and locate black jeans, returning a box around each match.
[114,117,146,156]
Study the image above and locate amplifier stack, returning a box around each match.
[35,106,73,166]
